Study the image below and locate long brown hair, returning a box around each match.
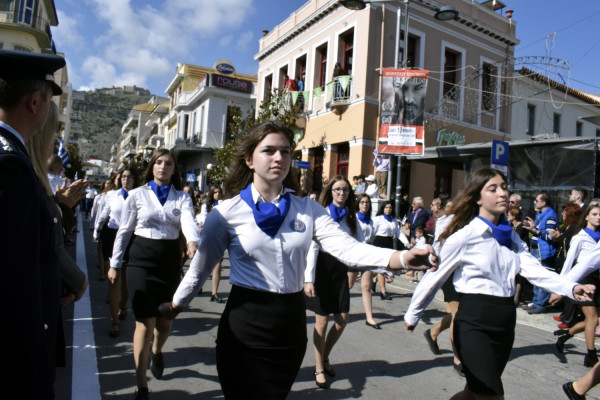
[576,204,600,233]
[223,120,300,198]
[205,184,222,213]
[319,175,357,237]
[438,168,507,242]
[143,148,183,190]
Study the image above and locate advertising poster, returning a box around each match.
[378,69,429,155]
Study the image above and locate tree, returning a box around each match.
[207,88,304,185]
[64,143,83,180]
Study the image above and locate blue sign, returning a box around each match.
[186,173,196,182]
[295,160,310,170]
[491,140,509,175]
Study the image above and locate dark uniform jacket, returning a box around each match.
[0,126,61,399]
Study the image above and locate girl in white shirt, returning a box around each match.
[349,194,382,329]
[304,175,362,389]
[159,121,436,400]
[196,184,225,303]
[554,204,600,367]
[91,176,116,281]
[371,201,402,300]
[404,167,593,400]
[107,149,200,399]
[95,168,137,337]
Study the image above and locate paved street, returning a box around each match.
[56,213,600,399]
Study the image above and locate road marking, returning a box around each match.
[72,216,101,400]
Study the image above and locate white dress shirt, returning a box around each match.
[365,183,378,198]
[565,236,600,282]
[95,190,125,231]
[47,173,65,195]
[372,215,400,238]
[304,207,365,283]
[173,184,397,307]
[357,214,374,243]
[404,217,578,327]
[110,184,200,269]
[560,230,599,277]
[196,200,223,225]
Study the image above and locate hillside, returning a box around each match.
[74,87,152,161]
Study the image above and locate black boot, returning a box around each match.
[584,349,598,367]
[556,333,572,353]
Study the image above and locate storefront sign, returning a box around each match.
[210,74,253,93]
[213,59,236,75]
[436,129,466,146]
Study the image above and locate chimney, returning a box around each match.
[262,30,269,36]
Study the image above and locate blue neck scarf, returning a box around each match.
[477,215,512,249]
[212,201,219,206]
[584,228,600,243]
[328,203,347,223]
[382,214,393,222]
[357,211,371,224]
[148,181,171,206]
[239,183,291,238]
[120,187,128,200]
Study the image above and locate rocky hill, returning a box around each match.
[73,87,152,161]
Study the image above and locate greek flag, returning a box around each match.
[58,138,69,168]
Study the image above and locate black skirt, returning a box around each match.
[305,251,350,316]
[216,285,307,400]
[454,294,516,396]
[373,235,394,249]
[100,226,117,260]
[441,272,460,303]
[126,236,182,319]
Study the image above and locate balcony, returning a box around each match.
[326,75,353,113]
[0,10,54,49]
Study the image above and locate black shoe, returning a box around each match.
[584,350,598,367]
[554,329,570,336]
[453,363,465,377]
[314,371,330,389]
[210,294,225,303]
[380,292,392,300]
[150,350,164,379]
[134,387,149,400]
[562,382,586,400]
[370,280,377,294]
[365,321,381,330]
[424,329,440,355]
[527,307,547,314]
[323,359,336,377]
[556,333,572,354]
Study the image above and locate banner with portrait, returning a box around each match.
[378,69,429,155]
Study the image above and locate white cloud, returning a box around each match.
[81,55,149,90]
[236,30,254,49]
[53,10,84,50]
[219,34,234,47]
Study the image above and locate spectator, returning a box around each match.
[284,74,296,92]
[508,206,533,306]
[0,49,65,399]
[425,198,443,240]
[354,174,366,196]
[47,154,65,194]
[84,185,98,219]
[570,186,587,208]
[406,196,429,238]
[373,151,389,198]
[364,174,378,198]
[522,192,559,314]
[398,193,411,221]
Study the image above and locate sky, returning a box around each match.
[52,0,600,96]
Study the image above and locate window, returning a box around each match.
[553,113,561,135]
[263,74,272,103]
[399,33,419,68]
[526,104,535,136]
[13,44,32,52]
[340,30,353,76]
[481,62,497,111]
[316,43,328,88]
[443,48,460,101]
[576,121,583,137]
[182,114,189,140]
[17,0,36,25]
[336,143,349,177]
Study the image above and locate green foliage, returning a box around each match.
[207,89,303,184]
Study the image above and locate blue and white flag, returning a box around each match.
[58,138,69,168]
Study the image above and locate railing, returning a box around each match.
[327,75,353,107]
[0,10,52,38]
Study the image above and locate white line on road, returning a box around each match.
[72,216,101,400]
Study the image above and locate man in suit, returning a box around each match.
[0,49,66,399]
[405,196,429,239]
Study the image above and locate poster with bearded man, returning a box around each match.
[379,69,428,155]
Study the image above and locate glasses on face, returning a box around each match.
[332,188,350,194]
[509,200,516,204]
[359,201,370,205]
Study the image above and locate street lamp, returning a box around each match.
[342,0,459,210]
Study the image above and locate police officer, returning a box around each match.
[0,49,66,399]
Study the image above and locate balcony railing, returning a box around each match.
[0,10,52,39]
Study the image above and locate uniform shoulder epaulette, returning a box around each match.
[0,133,14,153]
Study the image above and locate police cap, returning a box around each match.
[0,50,66,95]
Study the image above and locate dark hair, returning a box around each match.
[116,168,138,189]
[376,200,395,218]
[355,193,372,212]
[222,120,300,198]
[562,203,584,227]
[182,184,197,207]
[205,184,222,213]
[143,149,183,190]
[537,192,551,208]
[576,204,600,233]
[0,79,48,111]
[439,168,507,242]
[318,175,357,237]
[572,187,588,202]
[507,206,522,221]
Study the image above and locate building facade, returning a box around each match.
[255,0,518,204]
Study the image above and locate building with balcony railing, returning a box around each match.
[256,0,518,201]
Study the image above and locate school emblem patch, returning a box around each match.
[290,219,306,232]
